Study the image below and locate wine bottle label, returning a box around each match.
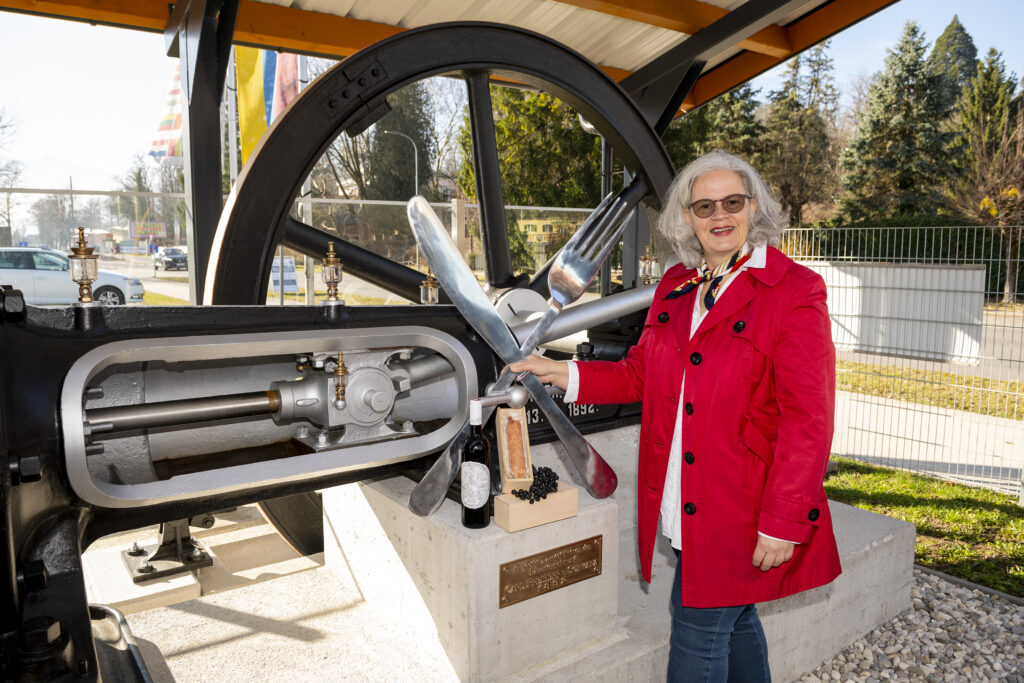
[460,461,489,509]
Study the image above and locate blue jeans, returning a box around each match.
[668,550,771,682]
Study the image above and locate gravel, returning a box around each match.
[800,569,1024,683]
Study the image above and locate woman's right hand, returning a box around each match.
[508,355,571,391]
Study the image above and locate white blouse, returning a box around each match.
[563,245,792,549]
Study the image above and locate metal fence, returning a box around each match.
[783,225,1024,499]
[6,188,1022,497]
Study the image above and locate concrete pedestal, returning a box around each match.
[323,423,916,682]
[322,477,619,682]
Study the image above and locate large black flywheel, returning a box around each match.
[209,23,674,555]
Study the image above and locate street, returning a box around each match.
[102,254,412,305]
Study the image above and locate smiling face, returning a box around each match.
[687,170,756,269]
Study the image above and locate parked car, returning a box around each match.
[0,247,144,305]
[153,246,188,271]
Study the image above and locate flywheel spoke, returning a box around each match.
[464,70,516,289]
[282,217,438,303]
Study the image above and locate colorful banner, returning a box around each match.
[149,62,183,164]
[263,51,277,123]
[235,46,269,165]
[272,53,299,120]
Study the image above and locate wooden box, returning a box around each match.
[493,484,578,533]
[496,407,533,493]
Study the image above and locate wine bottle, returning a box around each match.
[461,399,492,529]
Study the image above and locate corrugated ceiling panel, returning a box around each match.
[266,0,694,72]
[253,0,829,75]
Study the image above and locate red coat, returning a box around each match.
[577,247,841,608]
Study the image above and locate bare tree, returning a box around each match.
[0,109,20,245]
[423,76,466,198]
[0,107,14,151]
[837,72,875,146]
[303,58,368,203]
[1,160,24,242]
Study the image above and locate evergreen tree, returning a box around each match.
[926,16,978,112]
[840,22,951,222]
[662,84,762,170]
[662,105,710,170]
[506,219,535,272]
[957,49,1017,157]
[802,42,840,126]
[705,84,764,163]
[456,86,601,208]
[761,49,836,226]
[945,49,1023,302]
[365,82,435,201]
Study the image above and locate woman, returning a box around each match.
[510,151,841,682]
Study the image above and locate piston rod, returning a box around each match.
[86,391,279,434]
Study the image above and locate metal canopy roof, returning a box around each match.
[1,0,898,110]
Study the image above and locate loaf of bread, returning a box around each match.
[506,417,527,479]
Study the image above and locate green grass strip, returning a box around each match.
[267,292,401,305]
[142,291,189,306]
[826,457,1024,597]
[837,360,1024,422]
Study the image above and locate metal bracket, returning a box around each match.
[622,0,805,131]
[121,519,213,584]
[317,59,390,133]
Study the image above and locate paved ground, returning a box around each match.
[834,391,1023,494]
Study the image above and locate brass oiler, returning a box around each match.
[333,352,348,410]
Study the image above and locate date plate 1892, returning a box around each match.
[498,536,602,608]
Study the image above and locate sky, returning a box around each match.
[0,0,1022,195]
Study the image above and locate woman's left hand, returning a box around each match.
[752,536,795,572]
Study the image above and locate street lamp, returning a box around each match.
[383,129,420,269]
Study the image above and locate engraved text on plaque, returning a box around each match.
[498,535,602,608]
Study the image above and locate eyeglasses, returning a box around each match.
[688,194,751,218]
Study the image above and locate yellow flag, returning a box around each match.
[235,47,267,165]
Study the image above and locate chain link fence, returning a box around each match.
[783,225,1024,499]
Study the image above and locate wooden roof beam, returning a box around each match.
[232,0,401,57]
[551,0,792,58]
[0,0,170,31]
[0,0,404,58]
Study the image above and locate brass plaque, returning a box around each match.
[499,535,602,608]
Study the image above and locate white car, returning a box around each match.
[0,247,144,305]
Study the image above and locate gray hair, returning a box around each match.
[657,151,786,268]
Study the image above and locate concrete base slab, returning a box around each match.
[83,545,201,616]
[107,427,915,682]
[126,566,459,683]
[84,505,324,614]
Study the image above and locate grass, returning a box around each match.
[837,360,1024,422]
[267,291,399,305]
[142,291,189,306]
[984,302,1024,314]
[153,274,190,283]
[826,457,1024,597]
[142,289,396,306]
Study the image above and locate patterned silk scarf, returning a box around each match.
[664,245,752,310]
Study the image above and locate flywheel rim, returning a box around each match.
[209,22,674,554]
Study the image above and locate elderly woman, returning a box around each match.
[510,151,841,682]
